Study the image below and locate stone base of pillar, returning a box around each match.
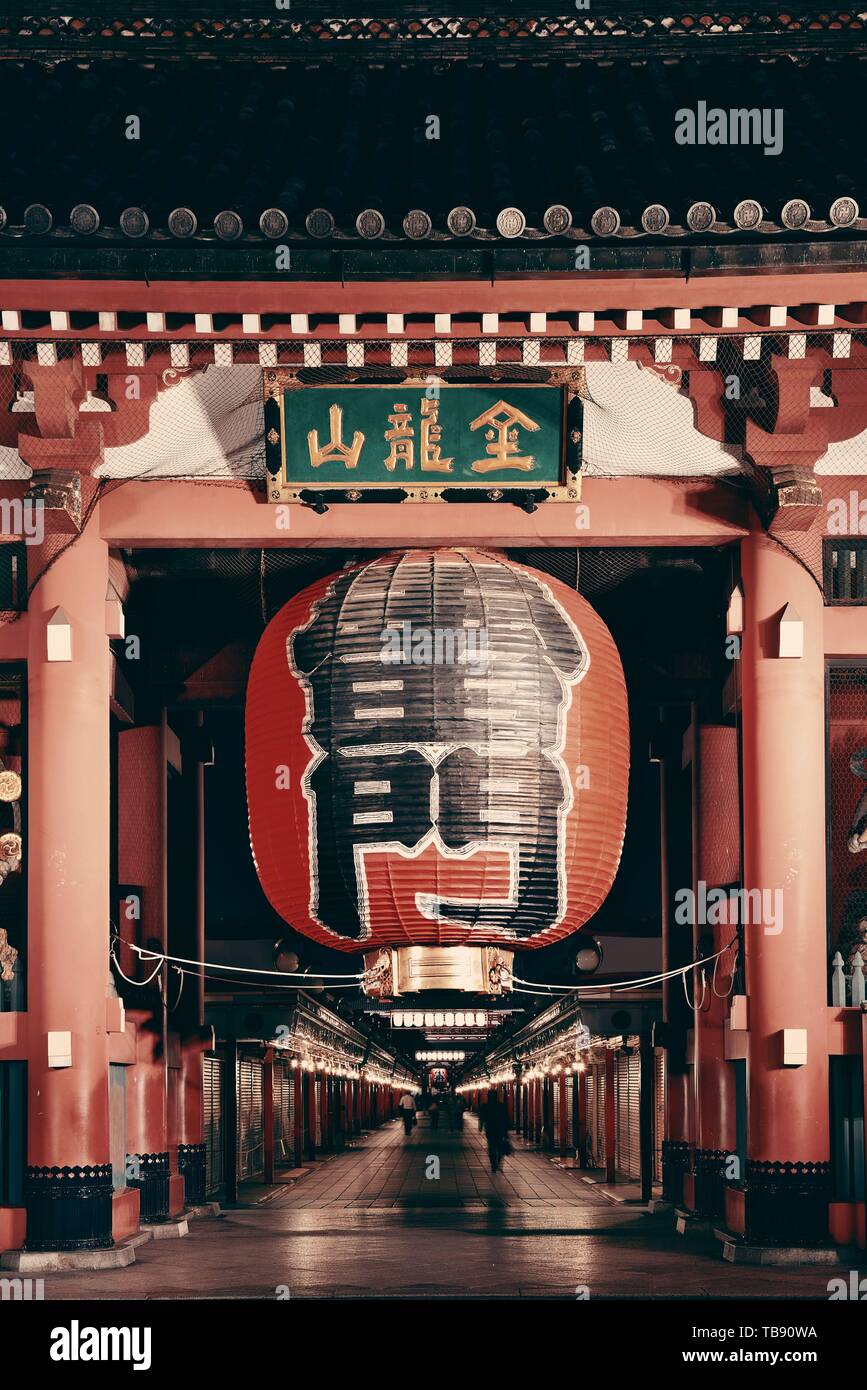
[675,1207,715,1236]
[24,1164,114,1252]
[661,1140,690,1207]
[715,1229,842,1267]
[185,1202,222,1220]
[177,1144,206,1207]
[146,1217,189,1239]
[126,1152,170,1224]
[2,1233,149,1273]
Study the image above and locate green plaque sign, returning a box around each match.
[264,376,581,503]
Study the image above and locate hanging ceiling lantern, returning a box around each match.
[246,549,629,996]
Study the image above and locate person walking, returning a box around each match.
[398,1090,416,1137]
[429,1098,440,1131]
[479,1090,510,1173]
[444,1091,460,1131]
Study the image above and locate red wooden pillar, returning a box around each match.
[737,530,830,1246]
[263,1049,275,1184]
[604,1049,617,1184]
[23,523,117,1250]
[687,725,739,1221]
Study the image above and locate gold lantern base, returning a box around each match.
[362,945,513,999]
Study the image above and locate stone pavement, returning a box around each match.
[35,1115,845,1299]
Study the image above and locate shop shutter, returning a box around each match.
[203,1055,223,1195]
[654,1048,666,1184]
[237,1057,264,1180]
[586,1067,606,1168]
[615,1044,642,1179]
[288,1068,298,1162]
[314,1075,322,1148]
[552,1077,560,1130]
[273,1063,286,1162]
[629,1047,641,1179]
[565,1075,574,1152]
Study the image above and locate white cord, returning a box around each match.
[512,939,736,996]
[111,949,163,988]
[126,939,364,981]
[712,941,738,998]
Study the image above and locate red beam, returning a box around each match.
[96,478,749,549]
[1,272,866,315]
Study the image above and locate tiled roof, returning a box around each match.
[0,53,862,257]
[3,7,866,59]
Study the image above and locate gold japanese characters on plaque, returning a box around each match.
[263,372,582,503]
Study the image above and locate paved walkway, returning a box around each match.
[39,1116,844,1300]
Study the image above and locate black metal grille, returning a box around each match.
[824,540,867,606]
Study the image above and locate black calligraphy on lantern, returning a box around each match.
[289,553,588,943]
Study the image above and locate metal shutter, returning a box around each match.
[615,1045,641,1180]
[273,1063,284,1161]
[586,1068,606,1169]
[552,1078,560,1129]
[313,1075,322,1148]
[237,1058,264,1181]
[565,1076,575,1152]
[203,1055,223,1196]
[654,1048,666,1184]
[288,1068,296,1159]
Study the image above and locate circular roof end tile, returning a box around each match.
[305,207,335,239]
[168,207,198,239]
[641,203,669,234]
[260,208,289,239]
[356,208,385,239]
[403,209,432,240]
[733,199,763,231]
[686,201,716,233]
[24,204,53,236]
[447,206,477,237]
[496,207,526,239]
[590,206,620,237]
[543,204,572,235]
[120,207,149,239]
[214,210,243,241]
[70,203,100,235]
[781,198,810,230]
[830,195,859,228]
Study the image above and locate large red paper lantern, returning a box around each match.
[246,549,628,988]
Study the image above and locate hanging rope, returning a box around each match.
[125,938,365,981]
[512,938,737,996]
[110,948,163,988]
